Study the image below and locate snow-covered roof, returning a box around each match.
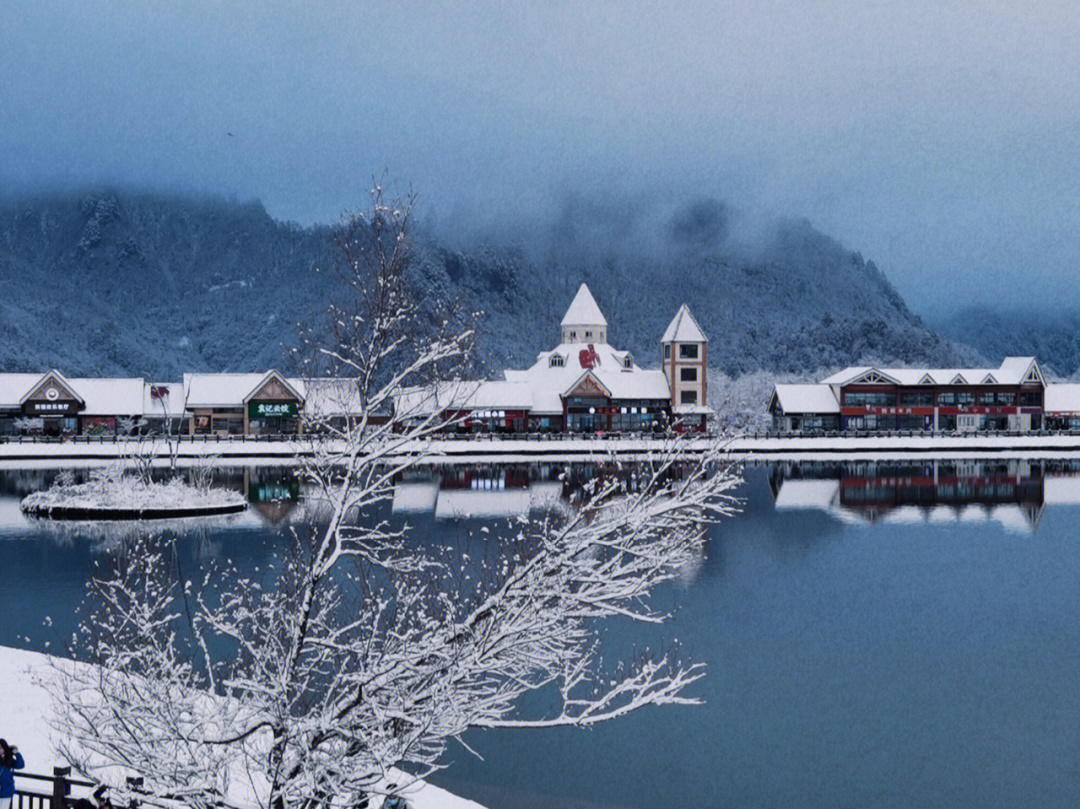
[1044,383,1080,414]
[0,374,45,409]
[770,384,840,414]
[660,304,708,343]
[73,378,145,416]
[560,283,607,326]
[301,378,365,417]
[821,357,1043,387]
[183,372,302,408]
[520,343,670,414]
[396,380,535,416]
[184,373,267,408]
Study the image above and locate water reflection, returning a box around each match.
[765,458,1080,533]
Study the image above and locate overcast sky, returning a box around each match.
[3,1,1079,315]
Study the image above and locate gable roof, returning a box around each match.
[660,304,708,343]
[560,283,607,326]
[770,384,840,414]
[517,342,670,413]
[244,370,304,403]
[21,370,84,405]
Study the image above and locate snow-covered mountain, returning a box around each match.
[0,190,974,378]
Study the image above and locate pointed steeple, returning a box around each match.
[660,304,708,344]
[560,283,607,344]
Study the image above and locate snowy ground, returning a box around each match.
[0,647,486,809]
[0,436,718,463]
[7,433,1080,463]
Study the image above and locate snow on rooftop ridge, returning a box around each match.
[660,304,708,343]
[560,283,607,326]
[820,357,1044,387]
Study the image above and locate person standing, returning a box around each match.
[0,739,25,809]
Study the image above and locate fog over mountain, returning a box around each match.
[5,3,1080,316]
[0,190,975,379]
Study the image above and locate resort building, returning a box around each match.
[0,284,711,437]
[484,284,709,433]
[399,284,710,433]
[768,357,1066,433]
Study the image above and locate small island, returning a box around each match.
[21,473,248,520]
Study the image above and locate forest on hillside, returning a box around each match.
[0,190,976,379]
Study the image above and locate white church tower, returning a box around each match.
[560,283,608,344]
[661,304,708,409]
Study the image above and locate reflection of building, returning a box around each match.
[770,460,1051,532]
[391,466,568,519]
[769,357,1056,433]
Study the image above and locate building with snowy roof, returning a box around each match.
[0,284,711,437]
[766,356,1080,433]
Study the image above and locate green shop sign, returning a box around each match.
[249,401,299,419]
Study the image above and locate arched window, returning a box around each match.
[550,354,565,368]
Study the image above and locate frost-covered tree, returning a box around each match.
[46,184,741,809]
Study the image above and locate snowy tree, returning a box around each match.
[46,184,742,809]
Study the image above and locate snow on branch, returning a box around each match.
[46,185,743,809]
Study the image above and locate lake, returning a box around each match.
[3,459,1080,809]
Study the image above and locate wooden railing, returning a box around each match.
[13,767,94,809]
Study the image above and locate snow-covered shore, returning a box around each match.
[0,647,485,809]
[6,433,1080,463]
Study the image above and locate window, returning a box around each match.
[996,392,1016,405]
[664,345,671,359]
[956,392,975,405]
[549,354,565,368]
[680,367,697,382]
[680,390,698,405]
[900,392,934,406]
[978,391,996,405]
[585,331,592,338]
[844,392,895,407]
[1020,391,1042,406]
[679,344,698,359]
[570,331,577,340]
[624,355,633,369]
[938,392,955,406]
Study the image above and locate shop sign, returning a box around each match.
[249,401,298,419]
[25,400,79,415]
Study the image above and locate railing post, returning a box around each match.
[126,776,143,809]
[51,766,71,809]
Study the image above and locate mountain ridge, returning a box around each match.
[0,189,977,379]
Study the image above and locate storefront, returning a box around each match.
[248,400,300,435]
[20,372,84,436]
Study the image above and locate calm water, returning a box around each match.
[3,460,1080,808]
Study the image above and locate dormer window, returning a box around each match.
[623,354,634,369]
[549,354,565,368]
